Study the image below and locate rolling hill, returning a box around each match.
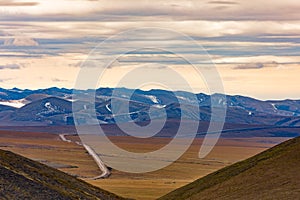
[0,149,127,200]
[159,136,300,200]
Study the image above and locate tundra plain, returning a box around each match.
[0,129,289,199]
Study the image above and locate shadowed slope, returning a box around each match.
[0,149,128,200]
[159,136,300,200]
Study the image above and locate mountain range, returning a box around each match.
[0,87,300,133]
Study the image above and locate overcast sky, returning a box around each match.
[0,0,300,99]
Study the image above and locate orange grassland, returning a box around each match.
[0,130,289,200]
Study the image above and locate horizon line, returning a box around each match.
[0,86,299,102]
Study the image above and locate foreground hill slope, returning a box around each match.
[159,136,300,200]
[0,149,127,200]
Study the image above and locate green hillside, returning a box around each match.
[159,137,300,200]
[0,149,128,200]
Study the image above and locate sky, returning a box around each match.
[0,0,300,100]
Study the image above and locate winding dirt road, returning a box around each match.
[59,134,111,179]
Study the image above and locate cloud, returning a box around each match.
[0,0,300,21]
[208,1,238,5]
[0,78,13,82]
[4,37,39,46]
[52,78,67,82]
[97,0,300,21]
[0,0,38,6]
[234,63,264,69]
[0,63,22,70]
[234,61,279,69]
[117,55,190,65]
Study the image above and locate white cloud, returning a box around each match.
[4,37,38,46]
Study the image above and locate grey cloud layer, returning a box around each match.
[0,63,22,70]
[0,0,299,21]
[0,0,299,73]
[208,1,239,5]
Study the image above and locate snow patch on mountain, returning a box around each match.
[271,103,278,111]
[153,104,166,108]
[105,104,111,112]
[38,102,62,116]
[0,100,26,108]
[146,95,159,103]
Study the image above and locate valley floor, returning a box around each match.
[0,130,289,200]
